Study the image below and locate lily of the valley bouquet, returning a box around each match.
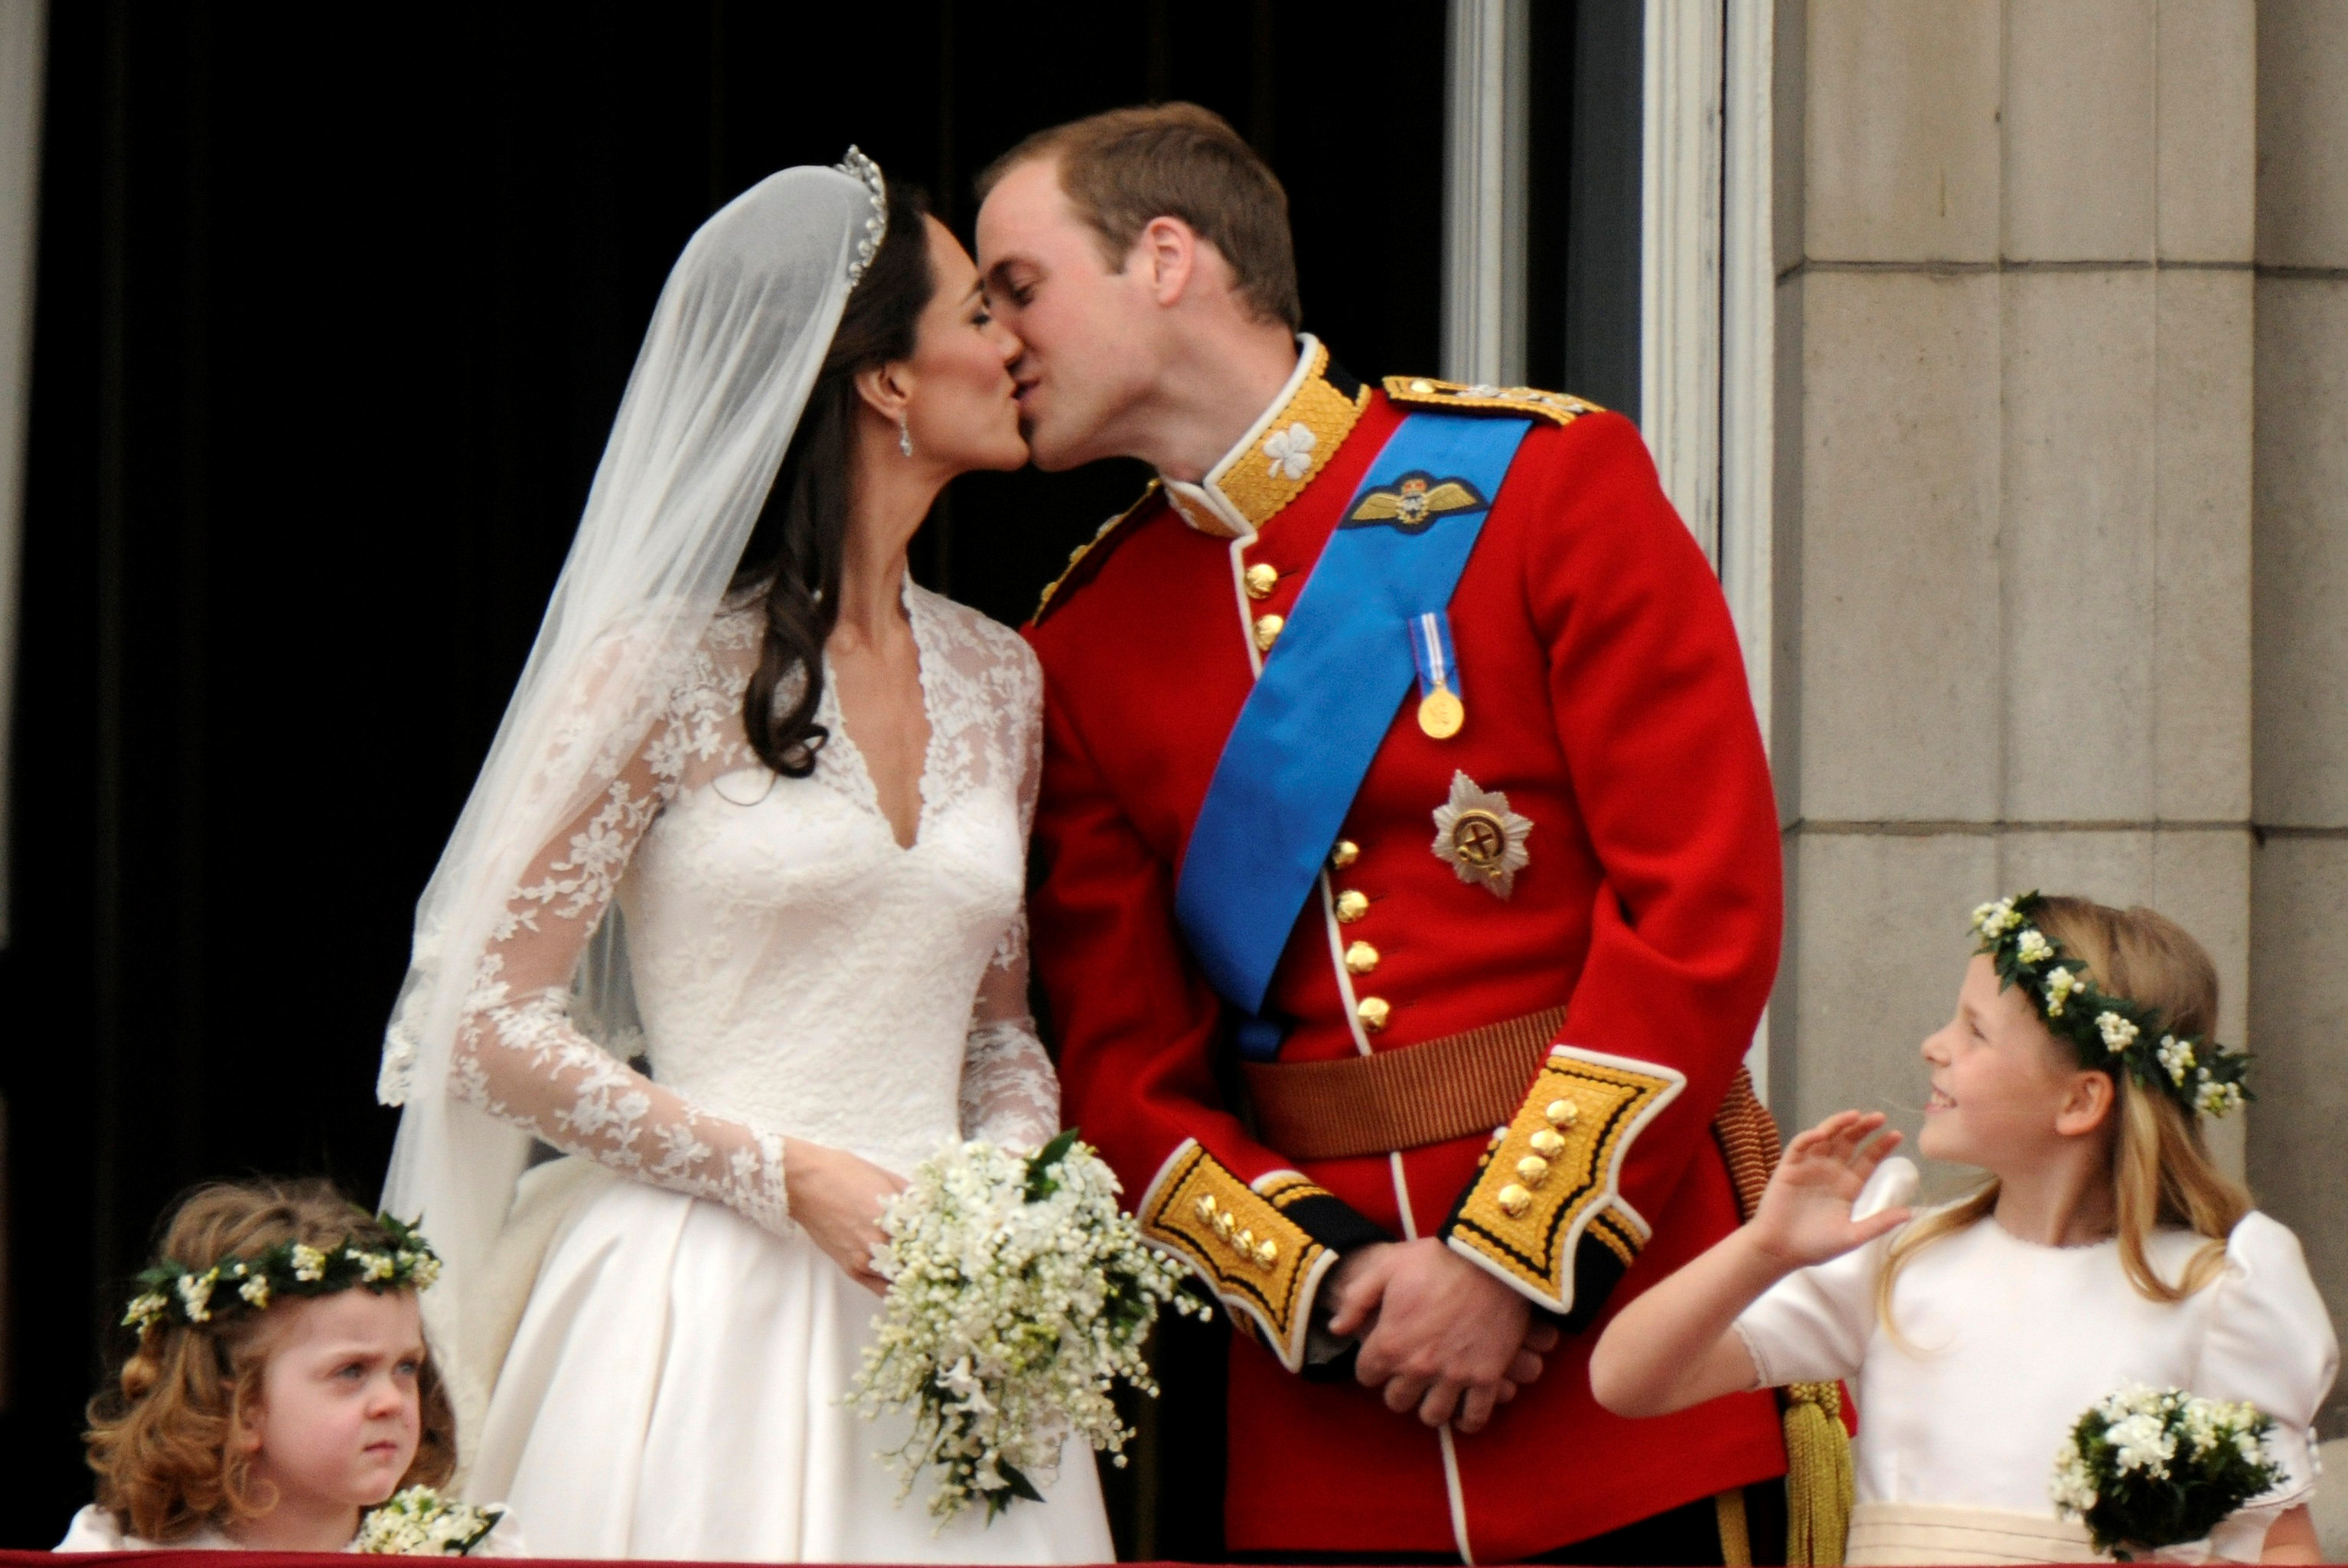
[849,1130,1203,1524]
[355,1486,504,1555]
[2050,1382,2283,1560]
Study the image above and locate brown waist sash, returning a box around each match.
[1241,1004,1779,1171]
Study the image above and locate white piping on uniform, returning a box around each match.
[1228,530,1264,679]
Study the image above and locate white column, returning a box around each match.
[1441,0,1530,387]
[0,0,45,949]
[1642,0,1725,566]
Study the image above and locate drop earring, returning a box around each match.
[897,413,914,458]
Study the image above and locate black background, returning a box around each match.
[0,2,1639,1547]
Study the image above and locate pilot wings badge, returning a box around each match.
[1344,470,1489,533]
[1431,771,1533,899]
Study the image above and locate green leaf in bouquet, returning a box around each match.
[1024,1128,1083,1201]
[986,1461,1048,1520]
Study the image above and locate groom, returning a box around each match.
[983,105,1788,1565]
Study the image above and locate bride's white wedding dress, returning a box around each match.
[449,581,1111,1563]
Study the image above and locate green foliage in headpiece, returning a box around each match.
[122,1212,442,1335]
[1969,892,2249,1120]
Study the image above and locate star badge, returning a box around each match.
[1431,771,1533,899]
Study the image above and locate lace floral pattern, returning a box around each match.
[448,582,1060,1236]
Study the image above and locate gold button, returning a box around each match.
[1344,940,1380,975]
[1253,613,1285,652]
[1244,562,1279,599]
[1516,1155,1551,1186]
[1356,996,1391,1032]
[1497,1183,1533,1218]
[1409,379,1435,393]
[1255,1237,1279,1267]
[1529,1129,1567,1159]
[1335,889,1370,923]
[1329,839,1360,870]
[1545,1098,1579,1129]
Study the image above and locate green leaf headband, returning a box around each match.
[1969,892,2249,1120]
[122,1212,442,1335]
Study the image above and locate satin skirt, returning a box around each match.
[469,1176,1114,1563]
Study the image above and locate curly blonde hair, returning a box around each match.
[1878,898,2252,1337]
[83,1178,457,1544]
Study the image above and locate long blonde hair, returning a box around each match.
[1876,898,2251,1333]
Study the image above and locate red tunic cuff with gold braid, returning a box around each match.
[1437,1042,1686,1327]
[1135,1139,1389,1372]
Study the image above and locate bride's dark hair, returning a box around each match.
[731,182,936,777]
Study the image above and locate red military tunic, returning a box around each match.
[1024,338,1786,1561]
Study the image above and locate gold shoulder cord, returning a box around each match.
[1032,481,1161,623]
[1381,375,1602,429]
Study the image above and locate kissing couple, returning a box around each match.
[379,103,1785,1566]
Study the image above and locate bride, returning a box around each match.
[375,153,1111,1562]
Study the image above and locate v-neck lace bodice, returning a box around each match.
[447,581,1058,1229]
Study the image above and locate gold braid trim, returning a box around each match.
[1032,481,1159,623]
[1133,1140,1334,1374]
[1444,1045,1684,1312]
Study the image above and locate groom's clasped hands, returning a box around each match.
[1326,1237,1561,1435]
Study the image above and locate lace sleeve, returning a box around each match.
[957,648,1061,1152]
[448,658,789,1235]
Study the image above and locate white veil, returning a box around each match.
[377,155,886,1427]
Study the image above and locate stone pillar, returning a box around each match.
[2250,1,2348,1434]
[1772,0,2257,1197]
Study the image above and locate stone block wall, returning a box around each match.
[1772,0,2259,1203]
[2250,0,2348,1434]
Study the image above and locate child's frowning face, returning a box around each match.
[1916,954,2114,1169]
[239,1288,425,1528]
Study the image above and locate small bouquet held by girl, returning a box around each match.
[1590,892,2338,1566]
[64,1178,517,1556]
[847,1130,1202,1524]
[2053,1381,2285,1560]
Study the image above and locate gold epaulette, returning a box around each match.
[1443,1043,1684,1315]
[1383,375,1603,428]
[1135,1140,1341,1373]
[1029,480,1161,625]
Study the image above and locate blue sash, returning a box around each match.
[1174,412,1533,1058]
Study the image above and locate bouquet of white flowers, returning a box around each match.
[2050,1382,2283,1560]
[354,1487,503,1555]
[849,1130,1205,1524]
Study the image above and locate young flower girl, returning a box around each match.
[1590,893,2337,1565]
[61,1178,515,1555]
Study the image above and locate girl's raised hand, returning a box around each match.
[1748,1110,1913,1269]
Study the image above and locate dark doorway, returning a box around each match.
[0,2,1639,1550]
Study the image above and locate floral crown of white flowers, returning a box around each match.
[122,1212,442,1335]
[1970,892,2249,1120]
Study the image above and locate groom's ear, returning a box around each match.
[1135,215,1198,307]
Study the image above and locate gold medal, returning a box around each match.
[1418,683,1464,739]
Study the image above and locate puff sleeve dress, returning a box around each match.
[1733,1159,2338,1565]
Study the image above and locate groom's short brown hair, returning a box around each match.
[977,103,1302,331]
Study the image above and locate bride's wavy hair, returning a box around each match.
[731,182,936,777]
[83,1179,457,1544]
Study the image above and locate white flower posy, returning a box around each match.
[848,1135,1200,1526]
[2098,1011,2143,1055]
[2050,1381,2281,1557]
[354,1486,503,1556]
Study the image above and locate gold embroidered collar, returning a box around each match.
[1161,334,1370,540]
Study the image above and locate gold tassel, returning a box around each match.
[1782,1381,1855,1566]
